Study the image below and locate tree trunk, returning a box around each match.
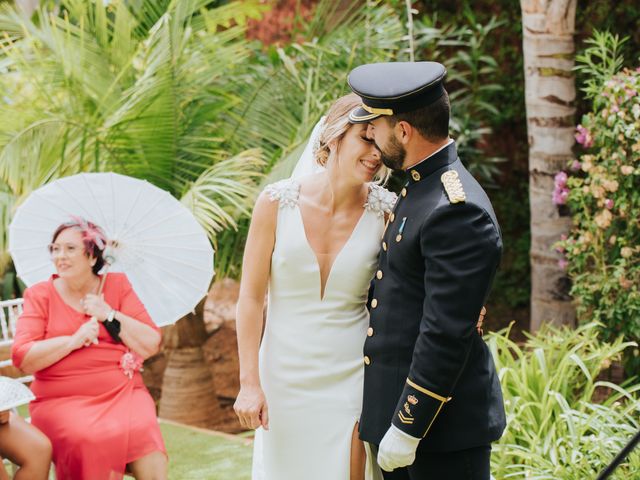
[158,299,222,428]
[521,0,577,330]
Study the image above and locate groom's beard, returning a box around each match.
[377,135,406,171]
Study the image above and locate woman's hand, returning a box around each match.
[68,318,100,350]
[234,384,269,431]
[81,293,112,322]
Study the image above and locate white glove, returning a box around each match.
[377,424,421,472]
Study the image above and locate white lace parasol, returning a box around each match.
[0,377,34,411]
[9,172,214,327]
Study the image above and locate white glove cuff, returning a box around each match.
[388,424,421,448]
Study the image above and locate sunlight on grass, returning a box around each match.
[160,422,253,480]
[16,404,28,417]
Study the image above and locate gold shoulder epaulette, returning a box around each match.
[441,170,466,204]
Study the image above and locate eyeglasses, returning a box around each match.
[48,243,84,258]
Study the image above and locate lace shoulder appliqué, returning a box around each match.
[364,184,397,217]
[263,178,300,209]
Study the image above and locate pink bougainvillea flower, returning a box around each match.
[552,171,570,205]
[575,125,594,148]
[553,188,569,206]
[604,199,614,210]
[555,171,568,187]
[570,160,582,171]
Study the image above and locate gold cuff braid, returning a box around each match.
[406,378,452,403]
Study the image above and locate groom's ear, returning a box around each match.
[396,120,413,145]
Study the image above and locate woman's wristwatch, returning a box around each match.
[103,309,122,343]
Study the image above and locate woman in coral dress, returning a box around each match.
[11,218,167,480]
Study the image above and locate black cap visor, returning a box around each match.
[348,106,382,124]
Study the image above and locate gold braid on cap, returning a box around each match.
[362,104,394,116]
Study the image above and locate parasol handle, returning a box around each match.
[89,262,112,345]
[97,264,110,295]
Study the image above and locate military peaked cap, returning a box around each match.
[348,61,447,123]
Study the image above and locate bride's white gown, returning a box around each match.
[252,178,396,480]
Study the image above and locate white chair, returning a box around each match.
[0,298,39,476]
[0,299,32,384]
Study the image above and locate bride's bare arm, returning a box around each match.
[234,191,278,430]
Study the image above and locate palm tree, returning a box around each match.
[0,0,267,427]
[520,0,577,329]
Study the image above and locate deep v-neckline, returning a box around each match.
[296,201,367,301]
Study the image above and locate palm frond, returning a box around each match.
[0,180,15,273]
[0,0,270,275]
[224,0,404,175]
[180,148,264,239]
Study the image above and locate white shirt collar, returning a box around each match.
[405,138,454,171]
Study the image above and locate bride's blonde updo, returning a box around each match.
[315,93,360,167]
[315,93,390,183]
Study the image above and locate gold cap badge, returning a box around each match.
[441,170,466,204]
[408,395,418,405]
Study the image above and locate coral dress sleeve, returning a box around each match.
[11,286,48,368]
[117,274,160,334]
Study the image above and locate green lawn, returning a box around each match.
[160,421,252,480]
[16,404,28,417]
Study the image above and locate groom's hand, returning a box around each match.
[377,424,421,472]
[234,384,269,431]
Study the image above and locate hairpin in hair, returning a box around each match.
[311,117,327,160]
[67,215,107,250]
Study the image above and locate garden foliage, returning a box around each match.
[556,32,640,373]
[489,322,639,479]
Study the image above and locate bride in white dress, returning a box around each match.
[234,94,396,480]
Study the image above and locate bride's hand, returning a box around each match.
[234,384,269,431]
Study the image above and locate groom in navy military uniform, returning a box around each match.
[348,61,506,479]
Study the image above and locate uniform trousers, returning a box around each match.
[371,444,491,480]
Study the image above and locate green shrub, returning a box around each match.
[555,32,640,374]
[489,323,640,479]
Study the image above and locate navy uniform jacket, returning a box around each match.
[360,141,506,452]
